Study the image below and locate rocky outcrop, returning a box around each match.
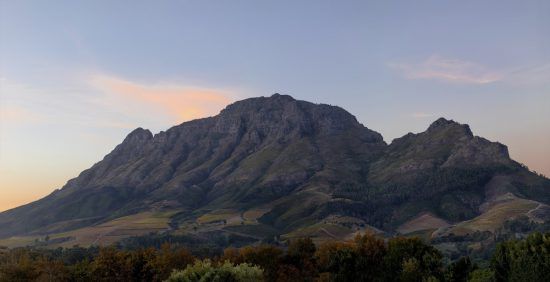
[0,96,548,238]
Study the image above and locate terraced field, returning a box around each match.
[444,196,539,236]
[196,209,242,225]
[397,213,450,234]
[0,211,176,248]
[0,236,38,248]
[282,222,354,243]
[243,207,272,224]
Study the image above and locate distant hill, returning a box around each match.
[1,94,548,252]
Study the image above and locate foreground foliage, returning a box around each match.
[492,232,550,282]
[0,232,548,281]
[166,260,263,282]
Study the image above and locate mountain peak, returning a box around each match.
[427,117,473,137]
[428,117,457,130]
[124,127,153,143]
[213,93,384,140]
[270,93,295,101]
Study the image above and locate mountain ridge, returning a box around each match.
[0,94,548,249]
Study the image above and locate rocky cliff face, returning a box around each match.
[0,94,548,240]
[0,94,387,237]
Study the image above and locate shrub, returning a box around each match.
[166,259,263,282]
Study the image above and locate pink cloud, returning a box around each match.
[90,75,235,123]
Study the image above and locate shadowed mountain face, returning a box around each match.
[0,94,548,242]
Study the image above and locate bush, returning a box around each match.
[166,259,263,282]
[468,269,495,282]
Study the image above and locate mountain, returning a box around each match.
[0,94,549,250]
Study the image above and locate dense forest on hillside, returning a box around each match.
[0,232,548,282]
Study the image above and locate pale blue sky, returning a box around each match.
[1,0,549,211]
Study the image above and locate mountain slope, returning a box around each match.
[0,94,386,238]
[0,94,548,246]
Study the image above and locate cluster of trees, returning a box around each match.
[166,260,263,282]
[0,244,194,281]
[492,232,550,281]
[0,232,548,281]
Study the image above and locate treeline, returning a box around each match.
[0,232,548,281]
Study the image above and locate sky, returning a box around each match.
[0,0,549,212]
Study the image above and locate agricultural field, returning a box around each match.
[242,207,271,224]
[282,222,354,244]
[196,209,243,225]
[0,211,176,248]
[443,196,540,236]
[397,212,450,234]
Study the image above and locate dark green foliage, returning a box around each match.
[468,268,495,282]
[491,232,550,282]
[496,216,550,238]
[166,260,263,282]
[511,172,550,204]
[283,238,318,281]
[444,257,475,282]
[120,232,256,257]
[327,166,514,230]
[0,233,548,281]
[384,237,444,281]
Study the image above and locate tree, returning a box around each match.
[352,233,386,281]
[384,237,444,281]
[468,269,495,282]
[149,243,195,281]
[166,259,263,282]
[444,257,475,282]
[316,241,351,280]
[316,233,386,281]
[36,256,69,282]
[281,237,317,281]
[491,232,550,282]
[0,248,39,282]
[90,247,129,281]
[227,245,282,282]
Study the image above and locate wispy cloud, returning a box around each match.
[90,75,235,124]
[389,55,502,84]
[505,63,550,86]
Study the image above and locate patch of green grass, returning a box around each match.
[282,222,353,241]
[197,209,242,224]
[243,208,271,222]
[56,211,175,247]
[449,198,538,235]
[403,229,437,241]
[0,211,177,248]
[397,213,450,234]
[223,224,279,239]
[0,236,40,248]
